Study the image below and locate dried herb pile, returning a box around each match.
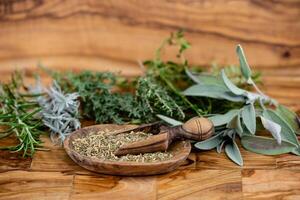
[72,130,173,162]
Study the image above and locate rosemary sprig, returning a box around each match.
[0,72,43,157]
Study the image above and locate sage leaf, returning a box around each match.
[194,133,223,150]
[185,68,202,84]
[221,70,246,96]
[260,116,281,144]
[276,105,299,135]
[263,109,299,147]
[236,44,252,82]
[241,103,256,134]
[292,147,300,156]
[217,140,226,153]
[225,140,243,166]
[241,135,296,155]
[185,69,225,88]
[208,109,239,126]
[183,84,245,102]
[156,114,183,126]
[227,113,244,137]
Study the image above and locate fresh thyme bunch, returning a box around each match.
[143,31,205,117]
[136,75,185,120]
[50,65,186,124]
[53,71,141,124]
[0,72,43,157]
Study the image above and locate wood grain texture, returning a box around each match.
[196,147,277,170]
[0,135,32,171]
[0,0,299,72]
[157,169,242,200]
[0,130,300,199]
[0,171,73,200]
[71,175,156,200]
[242,169,300,199]
[30,135,88,174]
[276,154,300,170]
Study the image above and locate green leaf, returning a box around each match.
[241,103,256,134]
[227,113,244,137]
[217,140,226,153]
[236,44,252,81]
[183,84,245,102]
[209,109,239,126]
[184,68,203,84]
[276,105,299,135]
[260,116,281,144]
[221,70,246,96]
[292,147,300,156]
[194,133,223,150]
[263,109,299,147]
[156,114,183,126]
[225,140,243,166]
[241,135,296,155]
[185,69,225,88]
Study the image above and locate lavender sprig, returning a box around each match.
[31,79,81,144]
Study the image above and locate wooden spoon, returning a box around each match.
[115,117,214,156]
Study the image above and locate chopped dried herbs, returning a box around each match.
[72,130,173,162]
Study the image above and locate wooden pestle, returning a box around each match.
[115,117,214,156]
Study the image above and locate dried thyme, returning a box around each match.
[72,130,173,162]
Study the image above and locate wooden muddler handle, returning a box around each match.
[115,117,214,156]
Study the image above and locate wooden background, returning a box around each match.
[0,0,299,69]
[0,0,299,109]
[0,0,300,199]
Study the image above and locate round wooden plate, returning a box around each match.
[64,124,191,176]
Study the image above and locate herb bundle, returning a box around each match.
[0,72,43,156]
[51,68,185,124]
[160,44,300,166]
[0,31,299,165]
[31,80,81,144]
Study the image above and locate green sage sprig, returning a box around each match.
[182,44,300,165]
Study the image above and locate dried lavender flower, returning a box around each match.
[31,79,81,144]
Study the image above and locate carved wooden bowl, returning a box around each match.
[64,124,191,176]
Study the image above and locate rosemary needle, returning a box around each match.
[0,72,44,157]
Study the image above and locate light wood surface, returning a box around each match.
[0,0,299,71]
[0,0,300,199]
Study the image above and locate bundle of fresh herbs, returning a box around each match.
[0,31,299,165]
[160,44,300,166]
[31,79,81,144]
[0,72,44,156]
